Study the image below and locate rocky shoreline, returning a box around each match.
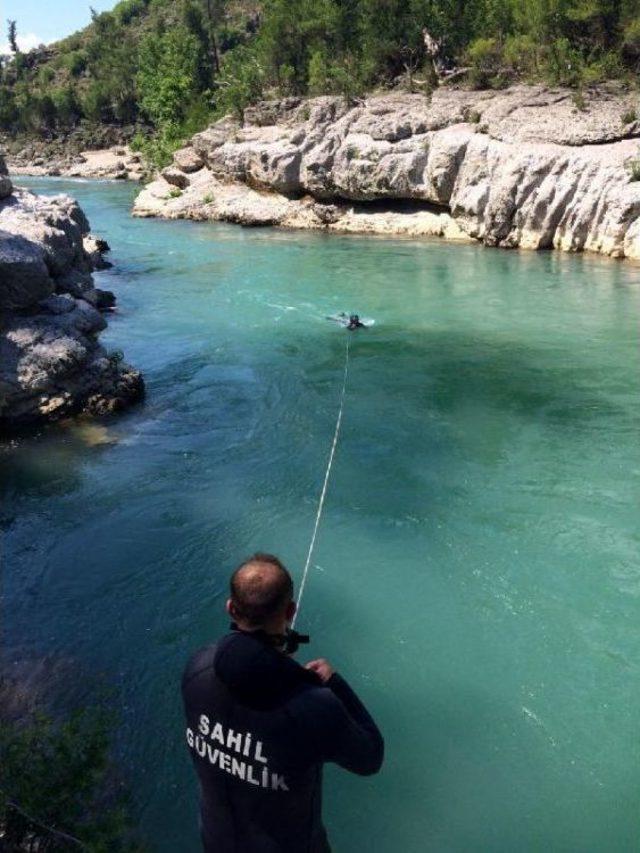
[134,85,640,259]
[0,157,143,430]
[8,145,145,181]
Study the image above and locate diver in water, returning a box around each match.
[326,312,370,329]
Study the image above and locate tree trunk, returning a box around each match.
[205,0,221,75]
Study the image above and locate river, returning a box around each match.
[3,178,639,852]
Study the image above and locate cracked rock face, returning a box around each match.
[0,157,143,429]
[134,85,640,259]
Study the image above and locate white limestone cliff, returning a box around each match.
[133,86,640,260]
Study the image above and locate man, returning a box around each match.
[182,553,384,852]
[347,314,365,330]
[326,312,368,330]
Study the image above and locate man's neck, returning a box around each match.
[236,619,286,635]
[233,621,288,647]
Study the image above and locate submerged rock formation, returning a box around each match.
[134,85,640,259]
[0,157,143,429]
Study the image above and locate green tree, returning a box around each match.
[7,19,18,53]
[53,86,81,129]
[308,49,330,93]
[257,0,340,93]
[85,8,138,123]
[137,26,204,126]
[217,45,264,120]
[0,85,18,128]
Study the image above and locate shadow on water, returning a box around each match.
[350,327,625,425]
[1,315,625,521]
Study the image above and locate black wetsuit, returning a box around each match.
[182,630,384,852]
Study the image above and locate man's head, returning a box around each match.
[227,553,296,633]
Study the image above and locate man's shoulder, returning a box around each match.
[286,679,343,723]
[182,643,218,690]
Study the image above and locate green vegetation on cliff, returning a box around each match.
[2,0,640,165]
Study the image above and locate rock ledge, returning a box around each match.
[134,86,640,259]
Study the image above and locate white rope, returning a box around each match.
[292,336,350,626]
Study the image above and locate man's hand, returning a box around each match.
[305,659,335,683]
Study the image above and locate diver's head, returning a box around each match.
[350,314,359,322]
[227,553,296,635]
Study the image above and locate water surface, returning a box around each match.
[3,178,639,852]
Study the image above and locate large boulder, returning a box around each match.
[0,175,12,198]
[0,186,144,428]
[0,231,53,310]
[161,166,190,189]
[173,146,204,173]
[83,233,112,269]
[0,153,13,198]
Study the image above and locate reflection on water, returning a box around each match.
[4,177,640,853]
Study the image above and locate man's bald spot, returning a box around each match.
[230,553,293,627]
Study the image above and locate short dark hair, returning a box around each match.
[230,553,293,627]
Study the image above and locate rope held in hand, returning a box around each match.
[292,336,350,626]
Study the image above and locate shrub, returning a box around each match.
[545,38,584,87]
[216,46,264,121]
[278,63,297,95]
[581,52,623,84]
[571,90,587,111]
[36,94,57,130]
[129,131,146,152]
[462,107,481,123]
[115,0,148,26]
[64,49,88,78]
[628,154,640,181]
[327,54,366,104]
[503,34,539,77]
[52,86,81,128]
[621,109,637,125]
[37,66,54,86]
[308,50,329,95]
[0,708,143,851]
[621,18,640,64]
[168,187,183,198]
[83,83,110,124]
[466,37,503,89]
[0,85,18,128]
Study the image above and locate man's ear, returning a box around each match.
[226,598,235,618]
[285,600,296,623]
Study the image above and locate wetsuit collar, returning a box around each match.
[215,628,320,710]
[229,622,310,655]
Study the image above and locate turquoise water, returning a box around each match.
[3,178,639,852]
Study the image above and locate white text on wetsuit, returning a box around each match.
[186,714,289,792]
